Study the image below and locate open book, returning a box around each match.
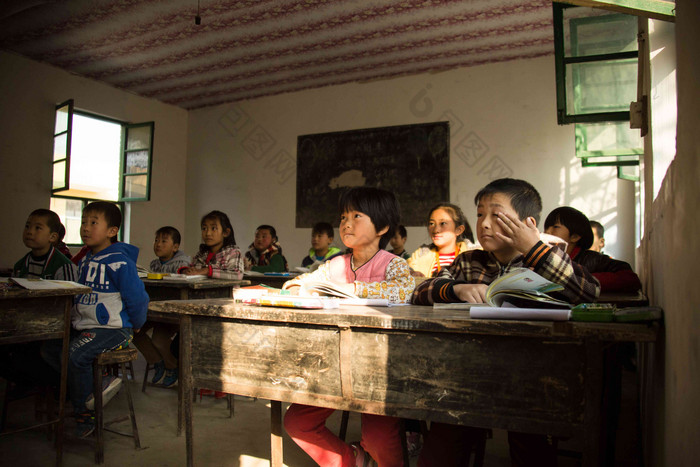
[484,268,570,309]
[9,277,87,290]
[281,279,389,306]
[433,268,570,312]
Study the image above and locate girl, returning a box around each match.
[244,224,288,272]
[179,210,244,280]
[283,186,415,467]
[407,202,478,277]
[544,206,641,293]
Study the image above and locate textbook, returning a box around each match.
[258,294,340,309]
[470,304,571,321]
[282,279,389,306]
[161,274,208,281]
[483,268,570,309]
[9,277,87,290]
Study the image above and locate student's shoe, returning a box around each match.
[75,411,95,438]
[152,360,166,384]
[350,442,377,467]
[161,368,178,388]
[85,375,122,410]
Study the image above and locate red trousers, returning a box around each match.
[284,403,403,467]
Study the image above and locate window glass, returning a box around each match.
[50,198,85,245]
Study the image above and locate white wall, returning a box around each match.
[187,55,632,267]
[639,0,700,464]
[0,51,189,268]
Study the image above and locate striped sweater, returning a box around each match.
[411,241,600,305]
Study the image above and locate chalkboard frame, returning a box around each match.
[296,121,450,228]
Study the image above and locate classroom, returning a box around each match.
[0,1,697,466]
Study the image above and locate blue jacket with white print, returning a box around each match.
[72,242,148,331]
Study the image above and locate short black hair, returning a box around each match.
[544,206,594,250]
[156,226,182,245]
[312,222,334,238]
[57,222,66,241]
[29,209,62,234]
[428,202,474,243]
[590,220,604,238]
[474,178,542,224]
[256,225,278,241]
[338,186,400,250]
[84,202,121,242]
[396,224,407,239]
[200,210,236,252]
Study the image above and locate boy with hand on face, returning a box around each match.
[301,222,342,270]
[412,178,600,467]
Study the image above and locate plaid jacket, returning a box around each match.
[190,244,244,280]
[411,241,600,305]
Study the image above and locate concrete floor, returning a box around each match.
[0,354,640,466]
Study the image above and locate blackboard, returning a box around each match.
[296,121,449,227]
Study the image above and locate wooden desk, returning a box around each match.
[148,300,659,467]
[598,291,649,307]
[142,277,249,435]
[142,277,250,302]
[0,284,90,466]
[243,273,298,289]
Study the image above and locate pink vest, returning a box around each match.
[327,250,396,284]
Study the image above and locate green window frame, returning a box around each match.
[553,2,639,125]
[52,99,73,192]
[120,122,155,202]
[51,100,154,202]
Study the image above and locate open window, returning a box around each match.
[50,101,154,244]
[51,102,154,201]
[553,2,643,179]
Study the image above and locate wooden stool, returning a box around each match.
[92,348,141,464]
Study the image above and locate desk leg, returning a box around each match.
[583,342,605,467]
[270,400,283,467]
[181,315,194,467]
[55,297,71,466]
[177,321,184,437]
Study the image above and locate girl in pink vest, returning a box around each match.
[283,186,415,467]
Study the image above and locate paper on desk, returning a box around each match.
[9,277,87,290]
[470,304,571,321]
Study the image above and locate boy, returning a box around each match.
[150,226,191,273]
[300,222,342,269]
[2,209,78,393]
[13,209,77,280]
[388,224,411,260]
[133,226,189,387]
[46,201,149,437]
[412,178,600,467]
[590,220,605,253]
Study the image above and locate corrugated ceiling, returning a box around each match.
[0,0,555,109]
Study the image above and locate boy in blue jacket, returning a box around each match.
[45,201,148,437]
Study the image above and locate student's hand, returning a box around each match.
[411,269,426,278]
[285,285,301,295]
[453,284,488,303]
[495,212,540,255]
